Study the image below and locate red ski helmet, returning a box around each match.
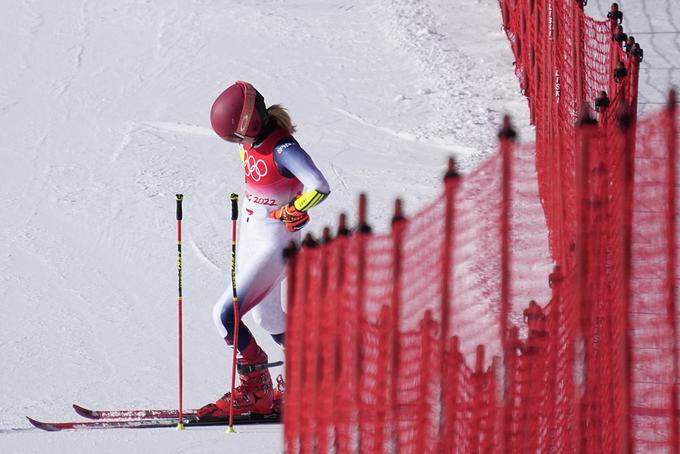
[210,81,267,140]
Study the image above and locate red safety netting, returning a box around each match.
[499,0,640,270]
[629,109,680,451]
[281,1,679,452]
[284,133,555,453]
[283,106,679,453]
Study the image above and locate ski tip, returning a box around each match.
[72,404,95,419]
[26,417,61,432]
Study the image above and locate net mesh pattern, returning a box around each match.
[282,1,679,452]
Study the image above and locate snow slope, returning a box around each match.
[0,0,676,453]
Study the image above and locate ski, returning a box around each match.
[72,398,282,420]
[27,412,281,432]
[72,404,197,420]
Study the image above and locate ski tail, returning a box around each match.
[26,417,62,432]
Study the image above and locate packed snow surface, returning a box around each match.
[1,0,677,452]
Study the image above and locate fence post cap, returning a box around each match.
[336,213,351,236]
[302,233,319,248]
[357,193,372,234]
[668,89,677,111]
[444,157,461,181]
[322,227,332,243]
[498,115,517,141]
[391,199,406,228]
[282,241,299,259]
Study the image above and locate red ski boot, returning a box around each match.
[198,341,274,418]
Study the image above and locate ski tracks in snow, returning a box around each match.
[108,117,235,277]
[374,0,522,158]
[334,107,476,153]
[54,2,89,99]
[110,121,213,162]
[188,233,223,273]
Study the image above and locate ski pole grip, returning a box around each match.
[176,194,184,221]
[230,193,239,221]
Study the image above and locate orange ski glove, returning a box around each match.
[271,202,310,232]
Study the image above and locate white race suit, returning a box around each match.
[212,127,330,352]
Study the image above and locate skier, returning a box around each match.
[198,81,331,418]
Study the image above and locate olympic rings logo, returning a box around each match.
[243,151,268,182]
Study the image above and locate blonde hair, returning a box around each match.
[267,104,296,134]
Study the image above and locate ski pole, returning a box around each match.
[227,193,239,434]
[175,194,185,430]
